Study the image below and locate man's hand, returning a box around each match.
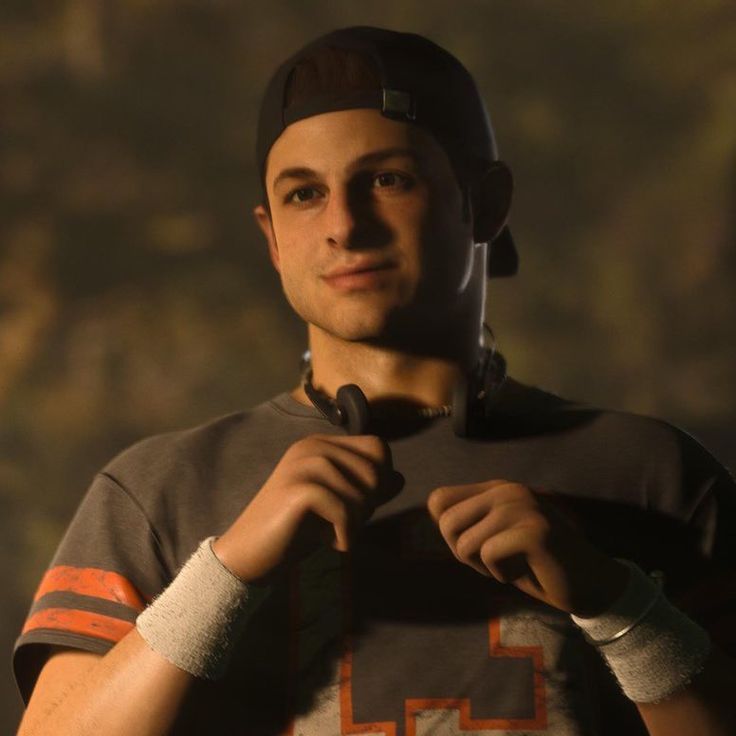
[427,480,629,616]
[213,433,403,583]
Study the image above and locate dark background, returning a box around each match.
[2,1,735,730]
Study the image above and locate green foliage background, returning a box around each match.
[2,0,734,727]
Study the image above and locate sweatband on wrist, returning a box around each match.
[136,536,251,680]
[571,559,711,703]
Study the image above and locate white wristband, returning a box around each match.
[572,559,711,703]
[136,537,252,680]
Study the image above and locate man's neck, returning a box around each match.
[290,326,482,409]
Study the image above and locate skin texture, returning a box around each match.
[242,108,629,615]
[427,480,629,616]
[18,107,736,736]
[213,433,404,582]
[252,108,507,408]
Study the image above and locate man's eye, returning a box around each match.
[286,187,319,204]
[373,172,408,188]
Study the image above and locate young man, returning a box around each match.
[13,26,736,736]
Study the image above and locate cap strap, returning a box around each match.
[283,89,383,126]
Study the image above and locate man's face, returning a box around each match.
[253,108,483,349]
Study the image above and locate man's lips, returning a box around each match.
[322,261,396,279]
[321,260,397,290]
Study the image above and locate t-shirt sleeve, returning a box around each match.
[674,455,736,657]
[13,471,170,704]
[645,424,736,660]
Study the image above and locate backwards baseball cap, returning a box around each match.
[255,25,518,277]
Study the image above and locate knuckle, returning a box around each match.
[455,534,476,564]
[363,434,390,461]
[283,484,316,517]
[523,515,551,545]
[308,453,335,475]
[346,485,368,508]
[525,516,547,538]
[427,486,449,515]
[479,542,505,580]
[479,537,496,563]
[291,456,327,486]
[504,482,533,500]
[362,462,380,489]
[437,511,458,540]
[299,481,324,504]
[291,435,319,456]
[526,508,549,529]
[281,442,299,461]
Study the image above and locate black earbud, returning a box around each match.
[302,349,506,438]
[335,384,371,435]
[304,377,370,435]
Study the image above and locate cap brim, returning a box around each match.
[487,225,518,278]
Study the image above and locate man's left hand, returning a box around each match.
[427,480,629,616]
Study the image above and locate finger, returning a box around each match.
[452,500,530,568]
[310,435,404,503]
[436,492,496,548]
[427,480,506,522]
[437,487,535,547]
[302,446,378,495]
[301,457,385,532]
[478,526,545,587]
[315,433,392,467]
[323,442,403,504]
[301,482,355,552]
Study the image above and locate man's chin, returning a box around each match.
[318,324,388,343]
[305,313,392,343]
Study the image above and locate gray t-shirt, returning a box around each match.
[14,378,736,735]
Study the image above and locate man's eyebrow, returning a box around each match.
[271,147,422,190]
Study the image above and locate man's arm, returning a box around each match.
[635,646,736,736]
[17,433,400,735]
[17,631,193,736]
[428,480,736,736]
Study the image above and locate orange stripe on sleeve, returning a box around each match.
[22,608,134,643]
[34,566,146,611]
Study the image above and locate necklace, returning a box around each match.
[302,367,453,421]
[298,325,506,431]
[402,403,452,418]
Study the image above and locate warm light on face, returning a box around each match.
[271,145,423,202]
[259,108,481,347]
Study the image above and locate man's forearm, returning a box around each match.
[636,646,736,736]
[17,629,194,736]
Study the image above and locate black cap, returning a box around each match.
[255,26,518,278]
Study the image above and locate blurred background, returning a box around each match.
[2,0,735,728]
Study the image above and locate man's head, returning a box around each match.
[252,27,515,353]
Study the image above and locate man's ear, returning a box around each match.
[471,161,513,244]
[253,204,280,273]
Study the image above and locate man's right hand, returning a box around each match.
[212,433,403,583]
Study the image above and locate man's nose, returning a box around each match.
[324,185,358,248]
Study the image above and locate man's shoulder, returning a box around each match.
[501,377,729,489]
[499,376,685,443]
[103,409,245,474]
[97,393,299,496]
